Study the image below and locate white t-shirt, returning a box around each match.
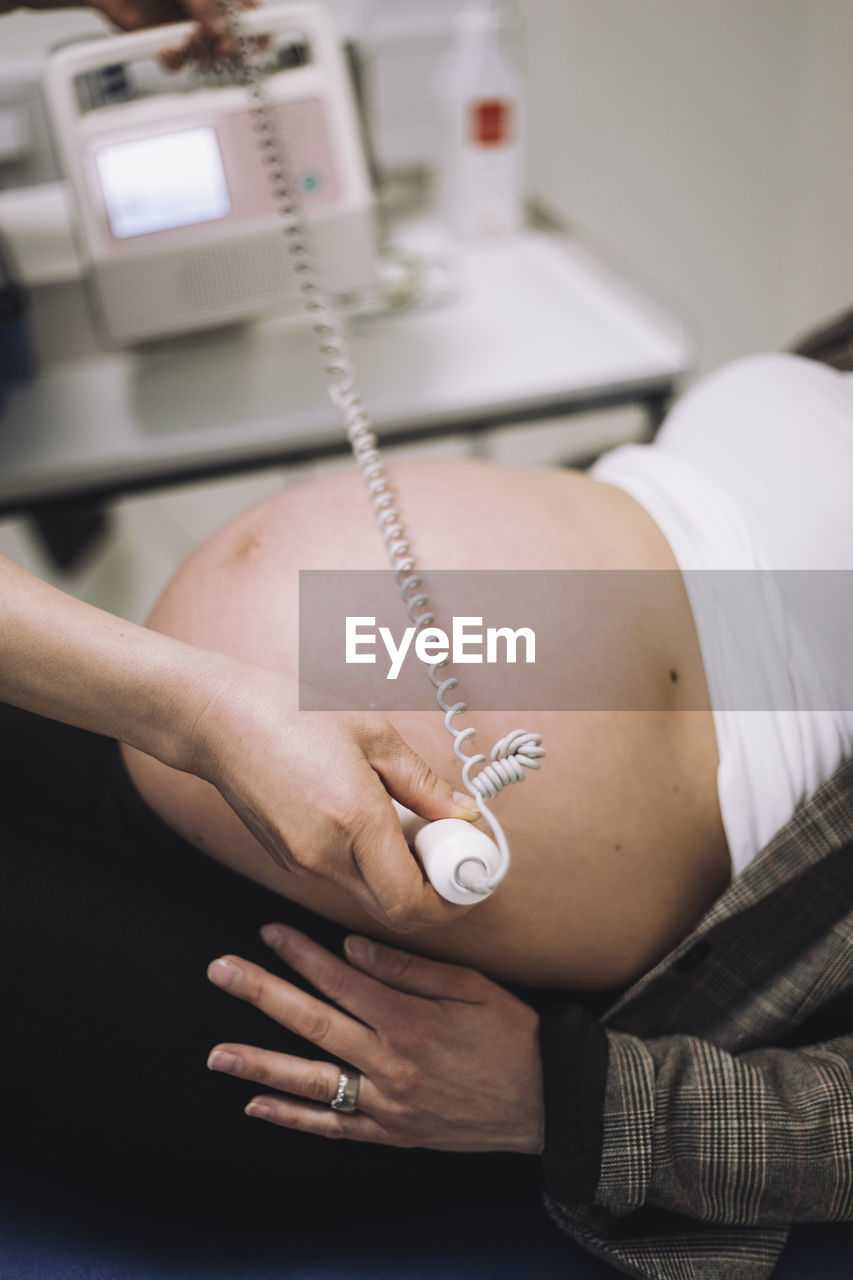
[591,353,853,876]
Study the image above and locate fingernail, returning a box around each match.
[245,1101,272,1120]
[260,923,287,949]
[345,935,375,965]
[452,791,480,818]
[208,957,242,989]
[207,1050,240,1074]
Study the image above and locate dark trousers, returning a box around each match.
[0,704,549,1229]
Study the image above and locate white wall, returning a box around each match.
[787,1,853,332]
[0,7,105,55]
[522,0,853,377]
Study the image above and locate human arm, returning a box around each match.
[205,922,608,1209]
[0,552,477,929]
[584,1027,853,1227]
[0,0,250,67]
[205,922,853,1228]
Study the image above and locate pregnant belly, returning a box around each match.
[124,459,729,989]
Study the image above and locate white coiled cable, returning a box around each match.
[217,2,544,889]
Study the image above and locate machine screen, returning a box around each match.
[95,126,230,239]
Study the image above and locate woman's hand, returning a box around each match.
[206,924,545,1154]
[187,659,479,933]
[88,0,234,31]
[17,0,255,68]
[0,554,476,934]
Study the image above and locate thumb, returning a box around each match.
[344,935,483,1001]
[369,727,479,823]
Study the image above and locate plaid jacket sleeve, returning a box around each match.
[597,1027,853,1226]
[545,762,853,1278]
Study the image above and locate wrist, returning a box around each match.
[151,645,245,779]
[166,650,299,790]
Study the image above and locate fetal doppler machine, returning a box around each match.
[42,4,377,345]
[38,0,544,902]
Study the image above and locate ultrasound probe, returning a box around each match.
[215,1,545,903]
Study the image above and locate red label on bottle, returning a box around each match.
[470,99,512,146]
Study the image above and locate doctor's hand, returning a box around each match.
[96,0,256,68]
[206,925,545,1154]
[2,549,471,934]
[187,658,479,933]
[25,0,257,68]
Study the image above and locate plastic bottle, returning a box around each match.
[433,0,524,241]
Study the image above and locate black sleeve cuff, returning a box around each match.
[538,1002,610,1206]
